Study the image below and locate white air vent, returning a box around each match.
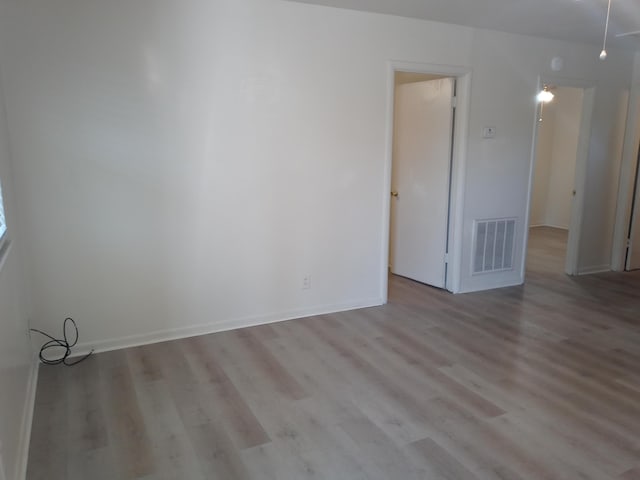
[473,218,516,274]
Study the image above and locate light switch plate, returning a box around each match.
[483,126,496,139]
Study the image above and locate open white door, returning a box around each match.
[390,78,455,288]
[626,153,640,270]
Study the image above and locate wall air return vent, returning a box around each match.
[472,218,516,274]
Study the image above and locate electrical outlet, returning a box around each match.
[302,275,312,290]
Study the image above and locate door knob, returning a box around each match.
[391,191,399,197]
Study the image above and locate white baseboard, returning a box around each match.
[577,265,611,275]
[15,355,39,480]
[72,297,384,357]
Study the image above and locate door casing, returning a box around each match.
[524,76,596,277]
[381,61,472,300]
[612,83,640,271]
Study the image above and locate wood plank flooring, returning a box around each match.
[27,226,640,479]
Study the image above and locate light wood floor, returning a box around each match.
[27,227,640,479]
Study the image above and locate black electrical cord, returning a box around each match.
[30,317,94,366]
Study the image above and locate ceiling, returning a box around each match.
[288,0,640,49]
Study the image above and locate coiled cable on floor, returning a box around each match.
[30,317,94,366]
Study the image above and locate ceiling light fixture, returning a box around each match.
[537,85,554,123]
[600,0,612,60]
[537,85,555,103]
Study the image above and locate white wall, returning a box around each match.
[461,29,631,289]
[531,87,583,229]
[0,61,35,480]
[0,0,634,349]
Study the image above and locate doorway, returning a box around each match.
[624,144,640,270]
[527,85,587,275]
[388,72,456,289]
[381,62,471,301]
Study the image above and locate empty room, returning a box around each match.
[1,0,640,479]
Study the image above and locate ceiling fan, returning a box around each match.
[599,0,640,60]
[616,30,640,38]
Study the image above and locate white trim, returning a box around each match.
[577,264,611,275]
[448,72,471,294]
[15,354,39,480]
[522,79,542,279]
[523,76,595,279]
[381,60,471,299]
[380,64,395,304]
[71,297,383,357]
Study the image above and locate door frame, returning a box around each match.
[380,61,471,300]
[523,75,596,277]
[625,149,640,270]
[611,83,640,271]
[390,77,455,288]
